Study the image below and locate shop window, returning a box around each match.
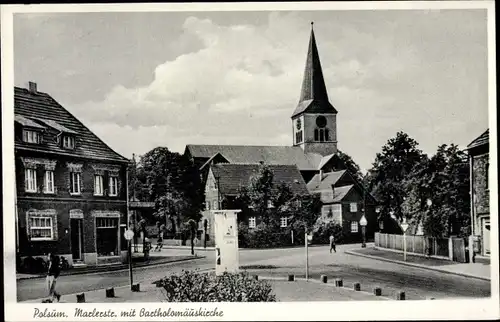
[96,217,119,256]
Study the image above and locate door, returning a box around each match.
[71,219,83,261]
[482,219,490,255]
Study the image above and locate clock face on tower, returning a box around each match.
[296,119,302,130]
[316,116,327,128]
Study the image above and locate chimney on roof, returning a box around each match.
[28,81,37,93]
[319,169,324,183]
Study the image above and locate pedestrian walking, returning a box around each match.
[46,253,61,302]
[154,222,164,252]
[329,234,336,253]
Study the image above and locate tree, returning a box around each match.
[238,164,275,225]
[365,132,426,222]
[336,150,364,183]
[134,147,204,232]
[401,144,470,237]
[236,163,321,230]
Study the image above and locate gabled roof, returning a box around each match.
[292,24,337,118]
[14,86,128,163]
[467,129,489,150]
[210,163,309,197]
[317,153,336,170]
[307,170,346,192]
[320,184,353,204]
[186,144,322,171]
[200,152,229,171]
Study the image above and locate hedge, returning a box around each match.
[155,270,276,302]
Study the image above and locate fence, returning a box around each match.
[374,233,468,263]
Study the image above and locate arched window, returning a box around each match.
[315,128,329,142]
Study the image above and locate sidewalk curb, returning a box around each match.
[22,268,216,303]
[345,250,491,282]
[257,275,392,301]
[16,256,205,281]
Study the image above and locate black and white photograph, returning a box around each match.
[2,1,498,321]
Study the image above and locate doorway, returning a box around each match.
[482,219,490,256]
[71,219,84,261]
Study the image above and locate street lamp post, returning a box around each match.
[359,215,367,248]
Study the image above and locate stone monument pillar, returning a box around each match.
[213,210,240,276]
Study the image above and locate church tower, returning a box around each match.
[292,23,338,156]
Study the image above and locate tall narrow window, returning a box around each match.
[94,175,104,196]
[280,217,288,228]
[314,129,319,141]
[319,129,325,142]
[325,129,330,141]
[351,221,359,233]
[108,176,118,196]
[25,169,37,192]
[44,170,54,193]
[70,172,81,195]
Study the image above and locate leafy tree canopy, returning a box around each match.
[130,147,204,228]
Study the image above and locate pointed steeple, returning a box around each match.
[292,22,337,118]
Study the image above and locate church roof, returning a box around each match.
[14,86,128,163]
[186,144,323,171]
[210,163,309,196]
[292,24,337,118]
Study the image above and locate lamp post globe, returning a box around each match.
[359,215,368,248]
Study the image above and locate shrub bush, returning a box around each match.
[156,270,276,302]
[312,221,344,245]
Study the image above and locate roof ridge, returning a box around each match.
[44,93,129,163]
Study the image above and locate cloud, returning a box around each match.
[22,10,486,170]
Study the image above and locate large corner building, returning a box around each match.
[15,83,130,267]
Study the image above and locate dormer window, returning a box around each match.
[23,130,41,144]
[62,135,75,149]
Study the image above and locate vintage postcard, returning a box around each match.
[2,1,498,321]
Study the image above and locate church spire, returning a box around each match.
[299,22,329,102]
[292,22,337,118]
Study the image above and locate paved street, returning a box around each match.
[17,243,490,301]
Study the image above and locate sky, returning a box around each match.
[13,9,489,171]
